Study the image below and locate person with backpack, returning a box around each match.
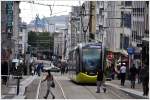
[42,70,55,99]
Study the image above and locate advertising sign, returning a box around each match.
[6,1,13,37]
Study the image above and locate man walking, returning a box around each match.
[140,64,149,96]
[96,69,106,93]
[120,63,126,86]
[130,64,137,88]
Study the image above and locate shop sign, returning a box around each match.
[6,1,13,35]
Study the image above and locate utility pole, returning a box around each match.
[89,1,96,42]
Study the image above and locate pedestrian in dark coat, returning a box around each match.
[140,64,149,96]
[37,63,41,76]
[137,65,141,84]
[130,64,137,88]
[1,61,8,85]
[96,69,106,93]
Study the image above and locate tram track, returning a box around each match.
[83,84,134,99]
[54,76,67,99]
[37,73,135,99]
[83,85,98,99]
[36,73,67,99]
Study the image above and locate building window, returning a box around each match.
[20,28,23,32]
[121,12,131,28]
[18,44,22,48]
[121,1,124,6]
[123,36,129,49]
[133,8,144,13]
[124,13,131,28]
[125,1,132,6]
[121,11,124,27]
[120,34,123,49]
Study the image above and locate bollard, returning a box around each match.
[17,76,20,95]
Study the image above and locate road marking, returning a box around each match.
[54,77,67,99]
[36,75,43,99]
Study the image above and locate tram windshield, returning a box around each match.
[83,48,101,72]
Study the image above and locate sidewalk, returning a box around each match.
[106,79,149,99]
[1,75,38,99]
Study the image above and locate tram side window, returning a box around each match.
[73,51,76,72]
[75,49,80,73]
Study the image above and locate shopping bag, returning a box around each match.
[51,81,55,88]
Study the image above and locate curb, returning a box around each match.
[120,89,148,99]
[105,82,149,99]
[17,75,38,99]
[2,75,38,99]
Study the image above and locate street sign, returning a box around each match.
[127,47,134,55]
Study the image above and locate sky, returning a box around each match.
[19,0,84,24]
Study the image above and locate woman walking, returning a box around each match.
[42,70,55,99]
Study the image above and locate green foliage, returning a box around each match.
[28,31,54,49]
[28,31,38,46]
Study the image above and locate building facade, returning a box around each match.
[18,22,28,55]
[1,1,21,77]
[53,32,64,59]
[142,1,149,67]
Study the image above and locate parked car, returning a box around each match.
[50,66,60,72]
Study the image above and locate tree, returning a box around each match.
[28,31,54,57]
[28,31,38,47]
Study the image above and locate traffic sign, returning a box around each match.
[127,47,134,55]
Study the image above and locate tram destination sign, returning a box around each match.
[84,44,102,49]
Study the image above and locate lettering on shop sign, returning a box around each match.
[6,1,13,35]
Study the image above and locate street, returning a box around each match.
[25,72,141,99]
[1,1,149,99]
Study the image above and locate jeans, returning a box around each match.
[96,81,106,92]
[120,73,126,86]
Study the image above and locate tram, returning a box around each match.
[68,42,105,83]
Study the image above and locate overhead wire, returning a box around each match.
[24,1,74,7]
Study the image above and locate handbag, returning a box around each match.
[51,81,55,88]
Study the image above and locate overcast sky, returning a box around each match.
[19,0,84,24]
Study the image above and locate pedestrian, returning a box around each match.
[137,65,141,84]
[42,70,55,99]
[41,62,44,72]
[111,64,115,80]
[96,69,106,93]
[129,64,137,88]
[1,61,8,85]
[120,63,126,86]
[34,63,37,75]
[140,63,149,96]
[31,65,34,76]
[37,63,41,76]
[60,62,65,75]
